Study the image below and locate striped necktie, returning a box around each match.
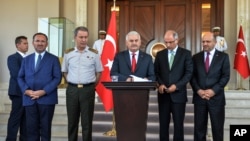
[169,51,174,69]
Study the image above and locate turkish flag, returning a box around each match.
[96,11,117,112]
[233,25,250,79]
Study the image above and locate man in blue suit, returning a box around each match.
[110,31,155,81]
[7,36,28,141]
[18,33,62,141]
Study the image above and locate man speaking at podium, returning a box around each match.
[111,31,155,81]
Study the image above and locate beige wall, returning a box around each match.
[0,0,99,87]
[0,0,38,87]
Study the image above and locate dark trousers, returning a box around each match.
[25,103,55,141]
[194,104,225,141]
[158,94,186,141]
[66,84,95,141]
[6,95,26,141]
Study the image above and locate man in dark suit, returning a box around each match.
[110,31,155,81]
[6,36,28,141]
[190,32,230,141]
[18,33,62,141]
[154,30,193,141]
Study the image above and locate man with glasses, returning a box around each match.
[154,30,193,141]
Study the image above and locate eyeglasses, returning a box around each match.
[165,40,176,44]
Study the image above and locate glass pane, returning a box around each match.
[38,17,75,57]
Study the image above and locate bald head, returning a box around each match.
[202,32,216,52]
[164,30,179,50]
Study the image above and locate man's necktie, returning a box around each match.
[205,52,210,72]
[169,51,175,69]
[131,53,136,73]
[35,54,42,70]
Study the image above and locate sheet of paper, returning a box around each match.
[129,75,151,82]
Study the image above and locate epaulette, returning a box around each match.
[89,48,98,54]
[64,48,74,54]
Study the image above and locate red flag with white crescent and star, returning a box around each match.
[233,25,250,79]
[96,10,117,112]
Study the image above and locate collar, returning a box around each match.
[168,46,178,53]
[204,48,216,56]
[17,51,26,57]
[129,50,139,55]
[35,51,45,57]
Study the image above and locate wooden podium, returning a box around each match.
[102,82,157,141]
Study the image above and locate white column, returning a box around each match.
[236,0,250,89]
[76,0,87,26]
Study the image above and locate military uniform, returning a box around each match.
[215,36,228,52]
[61,46,103,141]
[212,27,228,52]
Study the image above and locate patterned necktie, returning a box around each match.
[169,51,175,69]
[205,52,210,72]
[36,54,42,70]
[131,53,136,73]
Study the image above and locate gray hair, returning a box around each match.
[126,31,141,41]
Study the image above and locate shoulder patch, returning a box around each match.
[89,48,98,54]
[64,48,74,54]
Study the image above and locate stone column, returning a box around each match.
[236,0,250,89]
[76,0,87,26]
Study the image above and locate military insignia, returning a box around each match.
[64,47,74,54]
[88,48,98,54]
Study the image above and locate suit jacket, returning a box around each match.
[7,52,23,96]
[18,51,62,106]
[154,47,193,103]
[191,50,230,106]
[110,50,155,81]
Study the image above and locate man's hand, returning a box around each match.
[25,90,46,100]
[197,89,215,100]
[165,84,176,93]
[158,84,167,94]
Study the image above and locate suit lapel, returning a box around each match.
[209,50,220,72]
[136,51,144,71]
[170,47,180,70]
[199,51,208,73]
[124,51,132,70]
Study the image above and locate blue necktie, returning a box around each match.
[35,54,42,70]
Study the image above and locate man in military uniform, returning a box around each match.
[61,26,103,141]
[93,30,106,56]
[212,26,228,52]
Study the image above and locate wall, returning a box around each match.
[0,0,38,87]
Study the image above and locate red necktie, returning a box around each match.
[131,53,136,73]
[205,52,210,72]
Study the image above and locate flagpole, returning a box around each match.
[236,73,246,90]
[103,0,117,137]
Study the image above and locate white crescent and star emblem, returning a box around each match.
[103,34,116,70]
